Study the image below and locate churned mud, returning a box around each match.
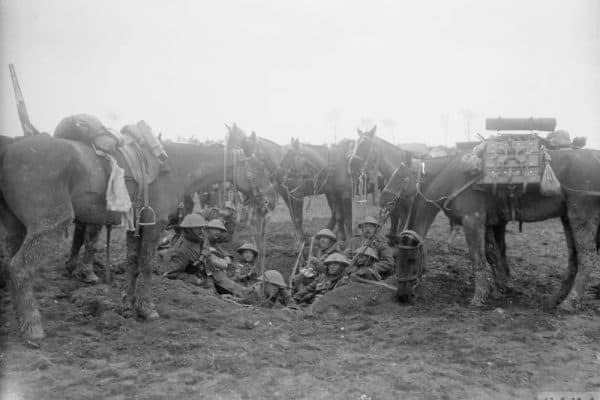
[1,196,599,399]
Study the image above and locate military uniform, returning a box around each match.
[343,217,395,280]
[231,242,258,283]
[307,228,341,273]
[163,214,207,279]
[343,234,394,279]
[295,253,350,304]
[238,270,293,307]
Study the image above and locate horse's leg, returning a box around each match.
[462,212,494,306]
[325,193,337,231]
[389,211,400,236]
[8,218,71,340]
[135,222,165,320]
[341,195,353,243]
[124,230,141,310]
[443,222,460,253]
[485,224,510,297]
[291,197,305,246]
[65,220,86,274]
[494,221,509,278]
[72,223,101,284]
[557,199,600,312]
[548,215,578,306]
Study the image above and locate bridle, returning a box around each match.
[230,148,271,214]
[279,143,331,202]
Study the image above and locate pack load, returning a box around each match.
[480,133,542,188]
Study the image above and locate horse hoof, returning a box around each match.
[469,297,486,307]
[73,264,100,284]
[137,303,159,321]
[20,319,45,341]
[556,299,578,314]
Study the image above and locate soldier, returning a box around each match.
[204,219,233,263]
[232,241,259,283]
[349,245,380,278]
[344,216,395,280]
[163,213,208,282]
[294,253,350,304]
[306,228,341,273]
[201,203,237,243]
[238,270,293,307]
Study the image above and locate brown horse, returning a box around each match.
[0,133,276,340]
[346,126,413,234]
[226,124,341,244]
[388,150,600,311]
[276,137,356,242]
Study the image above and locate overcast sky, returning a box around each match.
[1,0,599,147]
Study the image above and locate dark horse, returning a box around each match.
[347,127,462,248]
[347,126,412,234]
[276,137,356,242]
[226,124,343,245]
[0,133,276,340]
[386,150,600,311]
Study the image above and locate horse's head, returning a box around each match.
[348,125,377,177]
[379,159,421,210]
[231,149,278,212]
[388,230,425,303]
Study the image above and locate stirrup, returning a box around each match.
[137,206,156,226]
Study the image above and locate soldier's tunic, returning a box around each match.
[308,242,343,273]
[295,262,347,304]
[239,281,293,307]
[343,234,395,279]
[230,261,257,283]
[165,230,204,276]
[201,241,244,297]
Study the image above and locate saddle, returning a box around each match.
[54,115,168,229]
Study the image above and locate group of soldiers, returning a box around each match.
[161,207,395,308]
[162,211,293,306]
[292,216,395,304]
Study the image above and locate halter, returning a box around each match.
[280,143,331,202]
[231,148,270,213]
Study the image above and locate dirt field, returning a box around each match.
[1,196,599,400]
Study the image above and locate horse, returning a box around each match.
[275,137,357,242]
[381,156,511,301]
[226,124,340,245]
[0,133,276,340]
[386,150,600,311]
[347,127,465,250]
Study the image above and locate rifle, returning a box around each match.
[345,209,391,276]
[9,64,38,136]
[288,241,306,285]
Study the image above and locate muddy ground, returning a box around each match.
[1,196,599,399]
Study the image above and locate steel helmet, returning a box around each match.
[324,253,350,266]
[206,219,227,232]
[354,245,379,261]
[258,270,288,288]
[236,242,258,256]
[358,216,380,229]
[179,213,208,228]
[315,228,337,241]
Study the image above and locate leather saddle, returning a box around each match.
[54,115,168,227]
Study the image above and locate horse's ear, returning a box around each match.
[368,125,377,136]
[225,123,231,131]
[250,131,257,141]
[357,128,363,135]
